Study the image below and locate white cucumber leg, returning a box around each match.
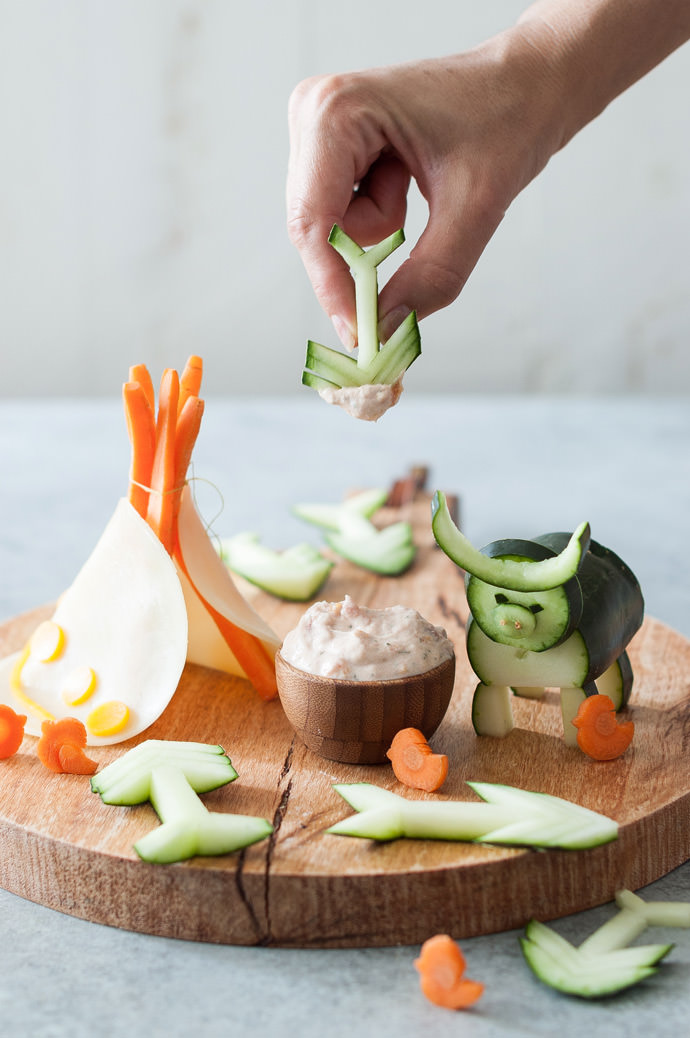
[560,687,587,747]
[472,683,514,737]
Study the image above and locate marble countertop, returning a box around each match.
[1,394,689,1038]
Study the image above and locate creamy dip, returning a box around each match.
[319,379,403,422]
[280,595,454,681]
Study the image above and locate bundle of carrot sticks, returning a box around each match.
[123,355,204,555]
[122,356,278,701]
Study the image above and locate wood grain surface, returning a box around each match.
[1,486,689,947]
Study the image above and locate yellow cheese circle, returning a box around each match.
[30,621,65,663]
[87,700,130,738]
[62,666,98,706]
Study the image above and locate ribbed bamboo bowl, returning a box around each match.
[275,651,455,764]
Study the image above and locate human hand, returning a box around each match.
[286,30,565,348]
[287,0,690,350]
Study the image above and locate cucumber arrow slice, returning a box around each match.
[91,739,272,863]
[327,781,618,850]
[218,533,333,601]
[302,225,421,391]
[431,491,591,592]
[293,488,416,576]
[519,887,690,999]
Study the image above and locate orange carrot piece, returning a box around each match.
[572,693,634,760]
[414,934,484,1010]
[129,363,155,411]
[37,717,98,775]
[146,367,180,553]
[123,380,157,519]
[174,546,278,700]
[0,704,27,759]
[179,355,203,413]
[387,727,448,792]
[171,395,205,535]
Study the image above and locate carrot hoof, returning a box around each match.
[387,727,449,792]
[0,704,28,759]
[37,717,98,775]
[414,934,484,1010]
[572,694,634,761]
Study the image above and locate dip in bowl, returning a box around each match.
[276,596,455,764]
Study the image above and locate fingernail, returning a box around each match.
[378,306,411,344]
[331,315,356,352]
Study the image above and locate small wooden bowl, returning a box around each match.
[275,651,456,765]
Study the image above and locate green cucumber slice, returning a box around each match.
[432,492,591,592]
[325,520,415,575]
[133,764,273,864]
[91,739,237,805]
[302,226,421,394]
[293,488,388,531]
[471,682,514,737]
[219,532,333,601]
[520,937,662,998]
[304,340,367,389]
[327,781,618,850]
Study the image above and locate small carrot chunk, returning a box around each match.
[37,717,97,775]
[572,693,634,760]
[414,934,484,1010]
[0,704,27,759]
[387,727,448,792]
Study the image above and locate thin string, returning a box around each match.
[130,465,226,547]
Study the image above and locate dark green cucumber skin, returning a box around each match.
[531,533,644,688]
[467,538,584,650]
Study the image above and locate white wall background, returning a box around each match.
[1,0,688,397]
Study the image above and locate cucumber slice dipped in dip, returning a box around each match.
[302,226,421,421]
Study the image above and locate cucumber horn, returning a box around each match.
[431,492,591,592]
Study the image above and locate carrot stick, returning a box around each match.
[572,693,634,760]
[146,368,180,553]
[37,717,98,775]
[123,381,157,519]
[171,396,205,535]
[386,727,448,792]
[174,546,278,700]
[414,934,484,1010]
[0,704,27,759]
[179,355,203,414]
[129,364,155,411]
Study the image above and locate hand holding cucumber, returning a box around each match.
[287,1,690,346]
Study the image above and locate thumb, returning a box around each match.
[377,181,507,336]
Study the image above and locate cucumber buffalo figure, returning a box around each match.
[431,493,644,758]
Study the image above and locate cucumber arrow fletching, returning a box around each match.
[327,781,618,850]
[91,739,272,863]
[431,491,591,592]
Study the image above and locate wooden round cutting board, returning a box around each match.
[1,490,689,948]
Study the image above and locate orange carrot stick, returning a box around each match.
[174,546,278,700]
[37,717,98,775]
[129,364,155,411]
[572,694,634,760]
[0,704,27,759]
[414,934,484,1010]
[171,395,205,535]
[123,380,157,519]
[146,368,180,553]
[387,727,448,792]
[179,355,203,413]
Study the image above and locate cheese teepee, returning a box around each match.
[0,357,280,745]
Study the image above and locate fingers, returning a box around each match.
[287,75,412,347]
